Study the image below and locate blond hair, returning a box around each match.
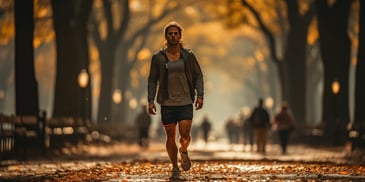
[163,21,184,47]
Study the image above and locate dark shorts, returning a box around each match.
[161,104,193,126]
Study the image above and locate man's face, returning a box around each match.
[166,26,181,45]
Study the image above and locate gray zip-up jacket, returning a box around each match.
[147,47,204,104]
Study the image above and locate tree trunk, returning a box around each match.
[241,0,313,125]
[52,0,93,121]
[316,0,352,145]
[97,49,115,123]
[93,0,129,125]
[0,44,13,113]
[285,24,308,124]
[14,0,39,116]
[354,0,365,128]
[284,0,314,125]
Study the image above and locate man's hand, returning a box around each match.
[195,98,203,110]
[148,103,157,115]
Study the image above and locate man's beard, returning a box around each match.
[168,40,179,46]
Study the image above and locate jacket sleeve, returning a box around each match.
[147,54,159,104]
[190,51,204,99]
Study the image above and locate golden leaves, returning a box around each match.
[307,18,318,45]
[48,160,365,181]
[0,18,14,45]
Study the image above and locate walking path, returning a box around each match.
[0,139,363,181]
[148,140,348,163]
[47,138,350,164]
[0,139,354,164]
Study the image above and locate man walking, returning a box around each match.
[147,21,204,179]
[249,98,271,153]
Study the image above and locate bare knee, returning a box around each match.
[179,135,191,144]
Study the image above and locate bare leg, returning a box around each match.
[164,124,178,168]
[178,120,192,152]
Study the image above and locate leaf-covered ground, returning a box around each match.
[2,159,365,181]
[1,142,364,181]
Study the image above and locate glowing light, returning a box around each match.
[129,98,138,109]
[265,97,274,109]
[53,128,62,135]
[63,127,74,135]
[130,0,142,11]
[332,80,340,95]
[112,89,122,104]
[78,69,89,88]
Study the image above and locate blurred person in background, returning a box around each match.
[249,98,271,153]
[240,112,254,151]
[272,102,296,154]
[200,115,212,144]
[135,104,152,149]
[147,21,204,179]
[225,117,239,144]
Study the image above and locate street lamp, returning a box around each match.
[331,80,341,145]
[112,89,122,104]
[129,98,138,110]
[112,89,122,122]
[265,97,274,114]
[332,81,340,95]
[331,80,340,120]
[129,98,138,124]
[78,69,89,126]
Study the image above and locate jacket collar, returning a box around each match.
[160,47,189,59]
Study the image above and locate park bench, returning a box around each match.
[0,111,47,161]
[13,111,47,160]
[47,117,89,149]
[348,127,365,151]
[0,114,15,160]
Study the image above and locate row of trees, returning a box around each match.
[10,0,199,124]
[3,0,364,144]
[224,0,364,143]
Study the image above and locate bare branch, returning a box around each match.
[241,0,280,65]
[127,4,180,45]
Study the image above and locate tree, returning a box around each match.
[315,0,353,145]
[0,1,13,113]
[14,0,39,116]
[91,0,180,124]
[51,0,93,120]
[239,0,315,124]
[91,0,129,124]
[354,0,365,130]
[0,42,13,112]
[1,0,55,115]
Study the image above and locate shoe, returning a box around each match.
[179,148,191,171]
[170,167,180,179]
